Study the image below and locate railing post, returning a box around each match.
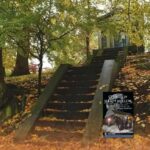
[14,64,70,141]
[83,60,119,142]
[117,48,127,69]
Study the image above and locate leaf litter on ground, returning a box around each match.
[0,54,150,149]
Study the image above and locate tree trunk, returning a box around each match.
[38,54,43,96]
[37,29,44,96]
[0,47,6,107]
[128,0,131,21]
[11,51,30,76]
[86,32,90,60]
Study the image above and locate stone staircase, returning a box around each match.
[31,48,121,138]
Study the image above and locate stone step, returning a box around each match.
[46,102,92,111]
[50,94,94,103]
[35,119,86,129]
[42,110,89,120]
[54,87,96,94]
[57,80,98,88]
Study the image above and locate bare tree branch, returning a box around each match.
[29,51,39,59]
[50,28,75,41]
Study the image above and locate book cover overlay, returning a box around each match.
[102,92,134,138]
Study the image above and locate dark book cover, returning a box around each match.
[102,92,134,138]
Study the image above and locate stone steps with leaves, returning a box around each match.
[32,48,121,137]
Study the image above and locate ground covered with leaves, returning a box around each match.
[0,72,51,134]
[0,53,150,150]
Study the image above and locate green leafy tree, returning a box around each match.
[98,0,149,47]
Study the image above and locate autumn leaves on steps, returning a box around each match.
[15,48,121,141]
[33,62,103,139]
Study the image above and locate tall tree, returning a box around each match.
[98,0,148,47]
[0,0,31,76]
[9,31,30,76]
[28,0,78,95]
[77,0,100,60]
[11,51,30,76]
